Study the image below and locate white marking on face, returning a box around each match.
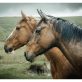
[6,27,16,40]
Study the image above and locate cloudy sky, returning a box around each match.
[0,3,82,17]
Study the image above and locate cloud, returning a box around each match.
[0,3,82,17]
[51,9,82,17]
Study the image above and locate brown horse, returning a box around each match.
[4,11,77,79]
[24,10,82,78]
[4,12,36,52]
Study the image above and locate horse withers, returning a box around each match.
[25,10,82,77]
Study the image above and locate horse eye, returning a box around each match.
[36,29,41,34]
[16,27,20,30]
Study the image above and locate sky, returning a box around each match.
[0,3,82,17]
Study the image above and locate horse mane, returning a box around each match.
[20,16,36,23]
[50,16,82,42]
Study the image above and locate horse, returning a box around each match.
[4,11,77,79]
[24,10,82,78]
[4,11,36,52]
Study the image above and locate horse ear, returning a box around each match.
[21,11,28,20]
[37,9,47,19]
[37,9,42,18]
[40,10,47,18]
[37,9,48,23]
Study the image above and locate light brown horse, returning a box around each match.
[4,11,77,79]
[4,12,36,52]
[24,10,82,78]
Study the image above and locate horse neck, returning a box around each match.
[57,40,80,73]
[53,20,78,69]
[45,48,74,78]
[45,48,69,66]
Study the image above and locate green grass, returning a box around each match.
[0,16,82,79]
[0,42,52,79]
[0,17,20,41]
[0,63,51,79]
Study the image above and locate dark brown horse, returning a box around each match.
[24,10,82,78]
[4,11,77,79]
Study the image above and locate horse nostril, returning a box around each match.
[8,48,13,52]
[24,52,28,56]
[4,45,7,49]
[24,52,33,62]
[4,45,13,53]
[24,52,29,60]
[4,45,8,53]
[24,52,26,57]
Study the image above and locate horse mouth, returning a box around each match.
[5,49,15,55]
[4,45,14,54]
[24,52,34,63]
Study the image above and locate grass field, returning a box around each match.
[0,16,82,79]
[0,42,52,79]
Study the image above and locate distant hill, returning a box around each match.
[0,17,20,41]
[0,16,82,41]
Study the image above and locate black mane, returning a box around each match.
[50,16,82,42]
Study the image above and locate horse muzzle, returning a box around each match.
[24,52,35,62]
[4,45,13,53]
